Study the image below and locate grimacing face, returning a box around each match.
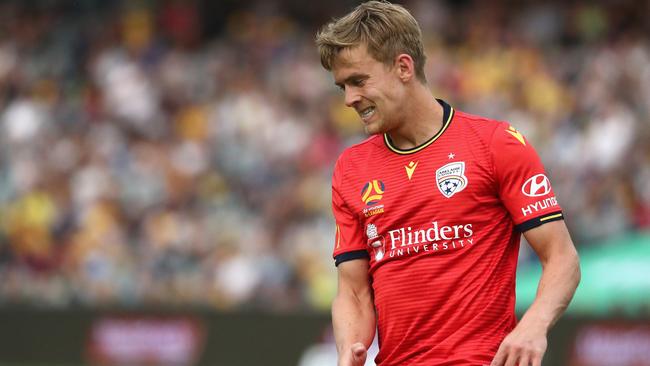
[332,45,406,135]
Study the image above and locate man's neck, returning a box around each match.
[386,84,444,150]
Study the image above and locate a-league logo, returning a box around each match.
[361,180,385,206]
[436,162,468,198]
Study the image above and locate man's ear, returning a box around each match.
[395,54,415,82]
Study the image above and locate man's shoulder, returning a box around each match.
[454,110,509,132]
[332,134,385,186]
[336,134,384,164]
[452,109,513,149]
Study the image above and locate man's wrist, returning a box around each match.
[518,312,552,334]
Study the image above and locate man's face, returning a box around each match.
[332,45,404,135]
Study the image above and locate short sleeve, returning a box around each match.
[331,156,369,266]
[490,123,564,232]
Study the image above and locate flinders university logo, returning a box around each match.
[436,162,468,198]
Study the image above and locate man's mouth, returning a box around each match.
[359,106,375,122]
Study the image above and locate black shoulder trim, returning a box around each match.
[334,250,370,266]
[516,211,564,232]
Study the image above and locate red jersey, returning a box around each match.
[331,100,563,365]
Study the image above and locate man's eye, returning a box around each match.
[352,79,365,87]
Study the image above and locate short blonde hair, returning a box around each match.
[316,1,427,83]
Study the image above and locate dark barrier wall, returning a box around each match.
[0,308,331,366]
[0,308,648,366]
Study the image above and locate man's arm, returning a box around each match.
[333,258,376,366]
[491,220,581,366]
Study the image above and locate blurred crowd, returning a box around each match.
[0,0,648,311]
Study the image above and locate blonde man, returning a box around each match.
[316,1,580,365]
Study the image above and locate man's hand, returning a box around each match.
[490,324,547,366]
[339,342,368,366]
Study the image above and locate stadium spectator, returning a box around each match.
[0,0,648,311]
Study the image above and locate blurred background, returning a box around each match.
[0,0,648,365]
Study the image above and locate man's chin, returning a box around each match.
[364,122,383,135]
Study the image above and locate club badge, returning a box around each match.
[436,161,468,198]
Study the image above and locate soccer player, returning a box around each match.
[315,2,581,365]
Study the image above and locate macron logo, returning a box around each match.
[522,174,551,197]
[405,161,418,180]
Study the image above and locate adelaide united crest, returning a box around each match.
[436,162,468,198]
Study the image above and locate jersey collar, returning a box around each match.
[383,99,454,155]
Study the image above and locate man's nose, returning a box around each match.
[344,87,361,107]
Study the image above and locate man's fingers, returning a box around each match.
[492,342,520,366]
[532,353,543,366]
[501,344,519,366]
[504,353,518,366]
[490,346,506,366]
[519,354,530,366]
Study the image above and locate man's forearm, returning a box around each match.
[519,247,580,332]
[332,292,376,356]
[491,222,581,365]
